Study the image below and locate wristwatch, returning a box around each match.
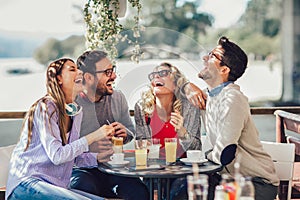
[179,128,190,140]
[183,132,190,140]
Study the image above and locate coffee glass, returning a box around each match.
[112,136,123,153]
[164,138,177,165]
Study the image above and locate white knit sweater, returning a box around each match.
[205,83,279,186]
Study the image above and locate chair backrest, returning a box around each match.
[0,144,16,188]
[261,141,295,180]
[274,110,300,161]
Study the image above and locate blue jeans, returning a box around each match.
[143,177,188,200]
[70,167,150,200]
[8,177,104,200]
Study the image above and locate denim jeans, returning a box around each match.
[70,167,149,200]
[8,177,104,200]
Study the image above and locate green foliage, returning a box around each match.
[84,0,143,62]
[263,19,280,37]
[84,0,123,60]
[143,0,213,41]
[33,0,282,64]
[33,36,85,65]
[239,33,280,59]
[201,0,282,59]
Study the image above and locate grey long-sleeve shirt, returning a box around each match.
[76,90,135,143]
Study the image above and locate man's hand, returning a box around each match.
[184,82,207,109]
[111,122,128,140]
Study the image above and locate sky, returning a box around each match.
[0,0,85,36]
[0,0,248,37]
[199,0,248,28]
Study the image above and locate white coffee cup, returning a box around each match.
[110,153,124,163]
[187,150,203,161]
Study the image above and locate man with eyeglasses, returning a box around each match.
[69,50,149,200]
[198,36,279,200]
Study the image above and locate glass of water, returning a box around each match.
[187,174,208,200]
[148,138,160,159]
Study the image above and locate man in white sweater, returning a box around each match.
[199,36,279,200]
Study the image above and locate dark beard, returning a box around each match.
[93,78,114,97]
[96,87,112,97]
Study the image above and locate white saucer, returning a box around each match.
[180,158,208,166]
[108,160,130,168]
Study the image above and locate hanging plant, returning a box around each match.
[84,0,143,63]
[128,0,144,63]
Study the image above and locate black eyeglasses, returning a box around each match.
[148,69,171,81]
[95,65,116,77]
[208,51,230,68]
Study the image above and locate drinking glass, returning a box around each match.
[221,173,238,200]
[135,139,148,166]
[112,136,123,153]
[148,138,160,159]
[187,174,208,200]
[164,138,177,165]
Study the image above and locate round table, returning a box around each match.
[98,158,223,200]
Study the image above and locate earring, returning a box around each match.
[65,102,82,116]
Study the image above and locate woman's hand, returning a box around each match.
[170,111,184,132]
[89,136,112,153]
[170,111,189,139]
[99,124,115,138]
[85,125,115,145]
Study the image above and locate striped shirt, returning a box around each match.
[6,99,97,199]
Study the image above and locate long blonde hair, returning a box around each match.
[141,62,188,116]
[23,58,74,151]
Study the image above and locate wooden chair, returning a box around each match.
[261,141,295,200]
[274,110,300,199]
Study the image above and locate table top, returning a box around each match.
[98,157,223,179]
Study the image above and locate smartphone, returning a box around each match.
[128,164,165,172]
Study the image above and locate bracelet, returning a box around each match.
[183,132,190,140]
[178,128,190,140]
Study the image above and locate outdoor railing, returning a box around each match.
[1,106,300,119]
[0,112,27,119]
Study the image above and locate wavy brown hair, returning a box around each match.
[141,62,188,116]
[23,58,74,151]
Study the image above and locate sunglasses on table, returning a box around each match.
[148,69,171,81]
[95,65,116,77]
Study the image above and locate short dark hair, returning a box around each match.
[218,36,248,81]
[77,50,108,74]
